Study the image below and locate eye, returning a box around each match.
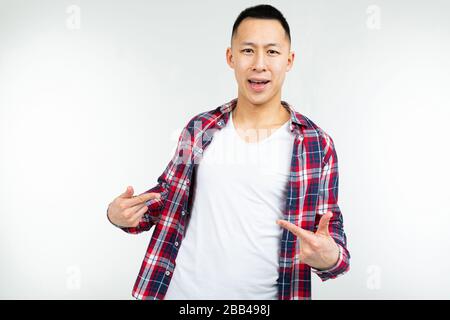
[241,48,253,54]
[268,50,280,55]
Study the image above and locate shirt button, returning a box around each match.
[165,271,170,276]
[175,241,179,247]
[181,210,186,216]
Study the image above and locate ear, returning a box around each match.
[286,51,295,72]
[226,47,234,69]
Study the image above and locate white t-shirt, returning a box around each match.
[164,112,295,299]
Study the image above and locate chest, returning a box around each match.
[176,123,324,232]
[198,122,294,193]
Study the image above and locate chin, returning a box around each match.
[245,92,273,105]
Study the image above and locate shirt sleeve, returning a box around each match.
[107,182,168,234]
[107,125,192,234]
[311,243,348,279]
[312,134,351,281]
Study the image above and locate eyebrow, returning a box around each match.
[239,42,281,47]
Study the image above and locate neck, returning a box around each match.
[232,93,290,130]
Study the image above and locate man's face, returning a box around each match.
[226,18,294,105]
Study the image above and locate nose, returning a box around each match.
[252,51,267,72]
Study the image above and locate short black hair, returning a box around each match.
[231,4,291,45]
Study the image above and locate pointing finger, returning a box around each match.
[276,219,315,242]
[125,192,161,207]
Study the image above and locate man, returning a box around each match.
[107,4,350,300]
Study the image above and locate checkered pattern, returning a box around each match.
[110,98,350,300]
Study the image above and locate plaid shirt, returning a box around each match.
[109,98,350,300]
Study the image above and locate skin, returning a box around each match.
[108,17,340,270]
[277,213,340,270]
[226,18,293,135]
[107,186,160,228]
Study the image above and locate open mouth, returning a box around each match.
[248,79,271,92]
[248,80,270,85]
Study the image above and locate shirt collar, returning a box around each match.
[218,98,310,134]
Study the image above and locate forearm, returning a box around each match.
[312,135,350,280]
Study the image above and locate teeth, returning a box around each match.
[250,80,267,84]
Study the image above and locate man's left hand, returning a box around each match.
[277,211,340,270]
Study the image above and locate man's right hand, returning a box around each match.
[107,186,161,228]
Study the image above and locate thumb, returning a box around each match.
[316,211,332,236]
[120,186,134,198]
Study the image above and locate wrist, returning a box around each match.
[317,244,340,271]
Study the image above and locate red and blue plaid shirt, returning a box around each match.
[109,98,350,300]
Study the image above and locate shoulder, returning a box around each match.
[295,111,338,163]
[182,102,227,132]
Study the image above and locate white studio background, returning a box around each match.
[1,0,449,299]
